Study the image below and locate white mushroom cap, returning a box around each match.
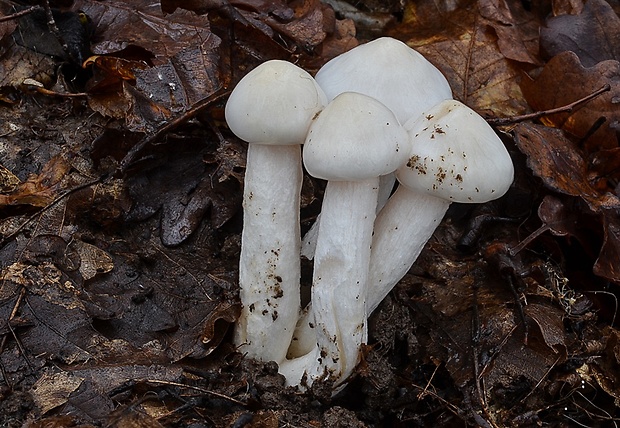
[398,100,514,203]
[315,37,452,124]
[225,60,327,145]
[303,92,410,181]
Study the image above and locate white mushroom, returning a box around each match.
[279,92,410,387]
[315,37,452,124]
[290,100,514,359]
[224,60,327,363]
[369,99,514,309]
[291,37,453,357]
[301,37,452,255]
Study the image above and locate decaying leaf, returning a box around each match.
[0,163,20,193]
[0,32,56,90]
[71,239,114,281]
[520,51,620,151]
[126,143,241,246]
[390,0,536,117]
[200,301,241,356]
[514,122,620,212]
[478,0,541,65]
[76,0,222,132]
[0,155,71,209]
[594,210,620,283]
[541,0,620,67]
[31,370,84,415]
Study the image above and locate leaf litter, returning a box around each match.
[0,0,619,426]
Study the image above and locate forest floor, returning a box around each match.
[1,0,620,426]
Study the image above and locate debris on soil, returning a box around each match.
[1,0,620,426]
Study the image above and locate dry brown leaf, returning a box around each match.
[514,123,620,211]
[479,0,541,65]
[0,155,71,208]
[520,51,620,151]
[72,240,114,281]
[31,371,84,415]
[0,163,20,193]
[389,0,534,117]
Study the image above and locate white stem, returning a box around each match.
[235,144,302,363]
[300,173,394,260]
[288,184,449,358]
[368,185,450,308]
[280,178,378,387]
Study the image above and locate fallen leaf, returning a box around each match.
[520,51,620,151]
[524,303,567,355]
[478,0,541,65]
[390,0,534,117]
[0,163,20,193]
[540,0,620,67]
[594,210,620,283]
[0,155,71,210]
[77,0,222,132]
[126,142,242,246]
[72,239,114,281]
[31,370,84,415]
[514,122,620,212]
[200,301,241,356]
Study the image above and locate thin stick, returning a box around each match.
[0,175,106,249]
[487,84,611,126]
[119,89,230,173]
[0,5,42,23]
[144,379,247,406]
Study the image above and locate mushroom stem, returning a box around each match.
[368,185,450,303]
[300,173,395,260]
[235,143,302,362]
[280,178,378,386]
[288,186,449,358]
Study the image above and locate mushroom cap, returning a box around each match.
[303,92,410,181]
[225,60,327,145]
[315,37,452,124]
[397,100,514,203]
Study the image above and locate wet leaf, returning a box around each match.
[76,1,213,65]
[77,0,222,132]
[541,0,620,67]
[126,143,241,246]
[83,56,148,81]
[524,303,566,355]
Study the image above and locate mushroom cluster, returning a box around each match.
[225,37,514,392]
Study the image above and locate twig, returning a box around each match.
[487,84,611,126]
[0,175,107,249]
[119,89,230,173]
[41,0,74,63]
[144,379,247,406]
[0,287,31,385]
[0,5,42,22]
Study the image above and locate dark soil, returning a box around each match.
[1,0,620,427]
